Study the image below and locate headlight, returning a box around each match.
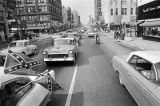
[68,50,73,54]
[43,51,48,55]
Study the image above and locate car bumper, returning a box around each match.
[44,57,74,62]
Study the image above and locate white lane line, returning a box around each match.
[65,64,78,106]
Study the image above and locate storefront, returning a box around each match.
[138,0,160,40]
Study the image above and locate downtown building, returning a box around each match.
[137,0,160,38]
[108,0,137,34]
[14,0,62,33]
[62,6,81,30]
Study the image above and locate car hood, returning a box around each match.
[0,47,23,55]
[45,45,75,54]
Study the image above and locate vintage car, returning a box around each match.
[43,37,79,65]
[0,40,37,56]
[88,32,96,38]
[0,51,61,106]
[112,51,160,106]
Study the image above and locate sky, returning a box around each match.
[62,0,94,25]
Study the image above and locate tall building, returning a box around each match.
[15,0,62,33]
[0,0,6,41]
[72,10,79,27]
[94,0,103,23]
[108,0,137,30]
[62,6,68,25]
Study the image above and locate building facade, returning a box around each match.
[0,0,6,41]
[137,0,160,38]
[15,0,62,33]
[108,0,137,33]
[94,0,103,23]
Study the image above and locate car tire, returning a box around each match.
[22,52,25,55]
[119,73,124,86]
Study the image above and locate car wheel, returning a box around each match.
[119,73,124,86]
[22,52,25,55]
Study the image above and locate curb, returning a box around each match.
[105,32,145,51]
[120,40,145,51]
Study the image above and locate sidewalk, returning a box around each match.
[105,31,160,51]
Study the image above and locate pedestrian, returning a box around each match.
[117,28,120,41]
[114,28,117,40]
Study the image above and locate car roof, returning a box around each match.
[12,40,29,43]
[129,51,160,64]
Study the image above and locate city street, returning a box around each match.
[31,33,138,106]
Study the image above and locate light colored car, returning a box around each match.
[0,40,37,56]
[88,32,96,37]
[43,37,79,65]
[112,51,160,106]
[0,52,61,106]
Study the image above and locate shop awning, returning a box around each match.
[140,21,160,26]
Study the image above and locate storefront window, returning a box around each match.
[145,27,159,36]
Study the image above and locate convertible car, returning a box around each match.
[0,50,61,106]
[112,51,160,106]
[43,37,79,65]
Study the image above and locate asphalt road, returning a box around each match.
[31,33,138,106]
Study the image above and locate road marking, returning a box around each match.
[65,64,78,106]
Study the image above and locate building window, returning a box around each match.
[28,15,36,21]
[21,16,26,20]
[39,6,47,12]
[122,8,127,15]
[122,0,127,5]
[131,8,133,15]
[26,0,35,4]
[27,6,35,12]
[116,8,118,15]
[111,9,113,15]
[39,15,48,21]
[38,0,47,3]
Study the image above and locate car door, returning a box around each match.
[128,56,158,106]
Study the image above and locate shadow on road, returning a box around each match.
[47,92,84,106]
[77,39,105,67]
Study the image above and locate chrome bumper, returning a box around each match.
[44,57,74,62]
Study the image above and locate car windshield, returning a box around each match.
[9,42,23,47]
[54,39,75,45]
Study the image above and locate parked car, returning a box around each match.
[0,40,37,56]
[112,51,160,106]
[43,37,79,66]
[0,51,61,106]
[88,32,96,38]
